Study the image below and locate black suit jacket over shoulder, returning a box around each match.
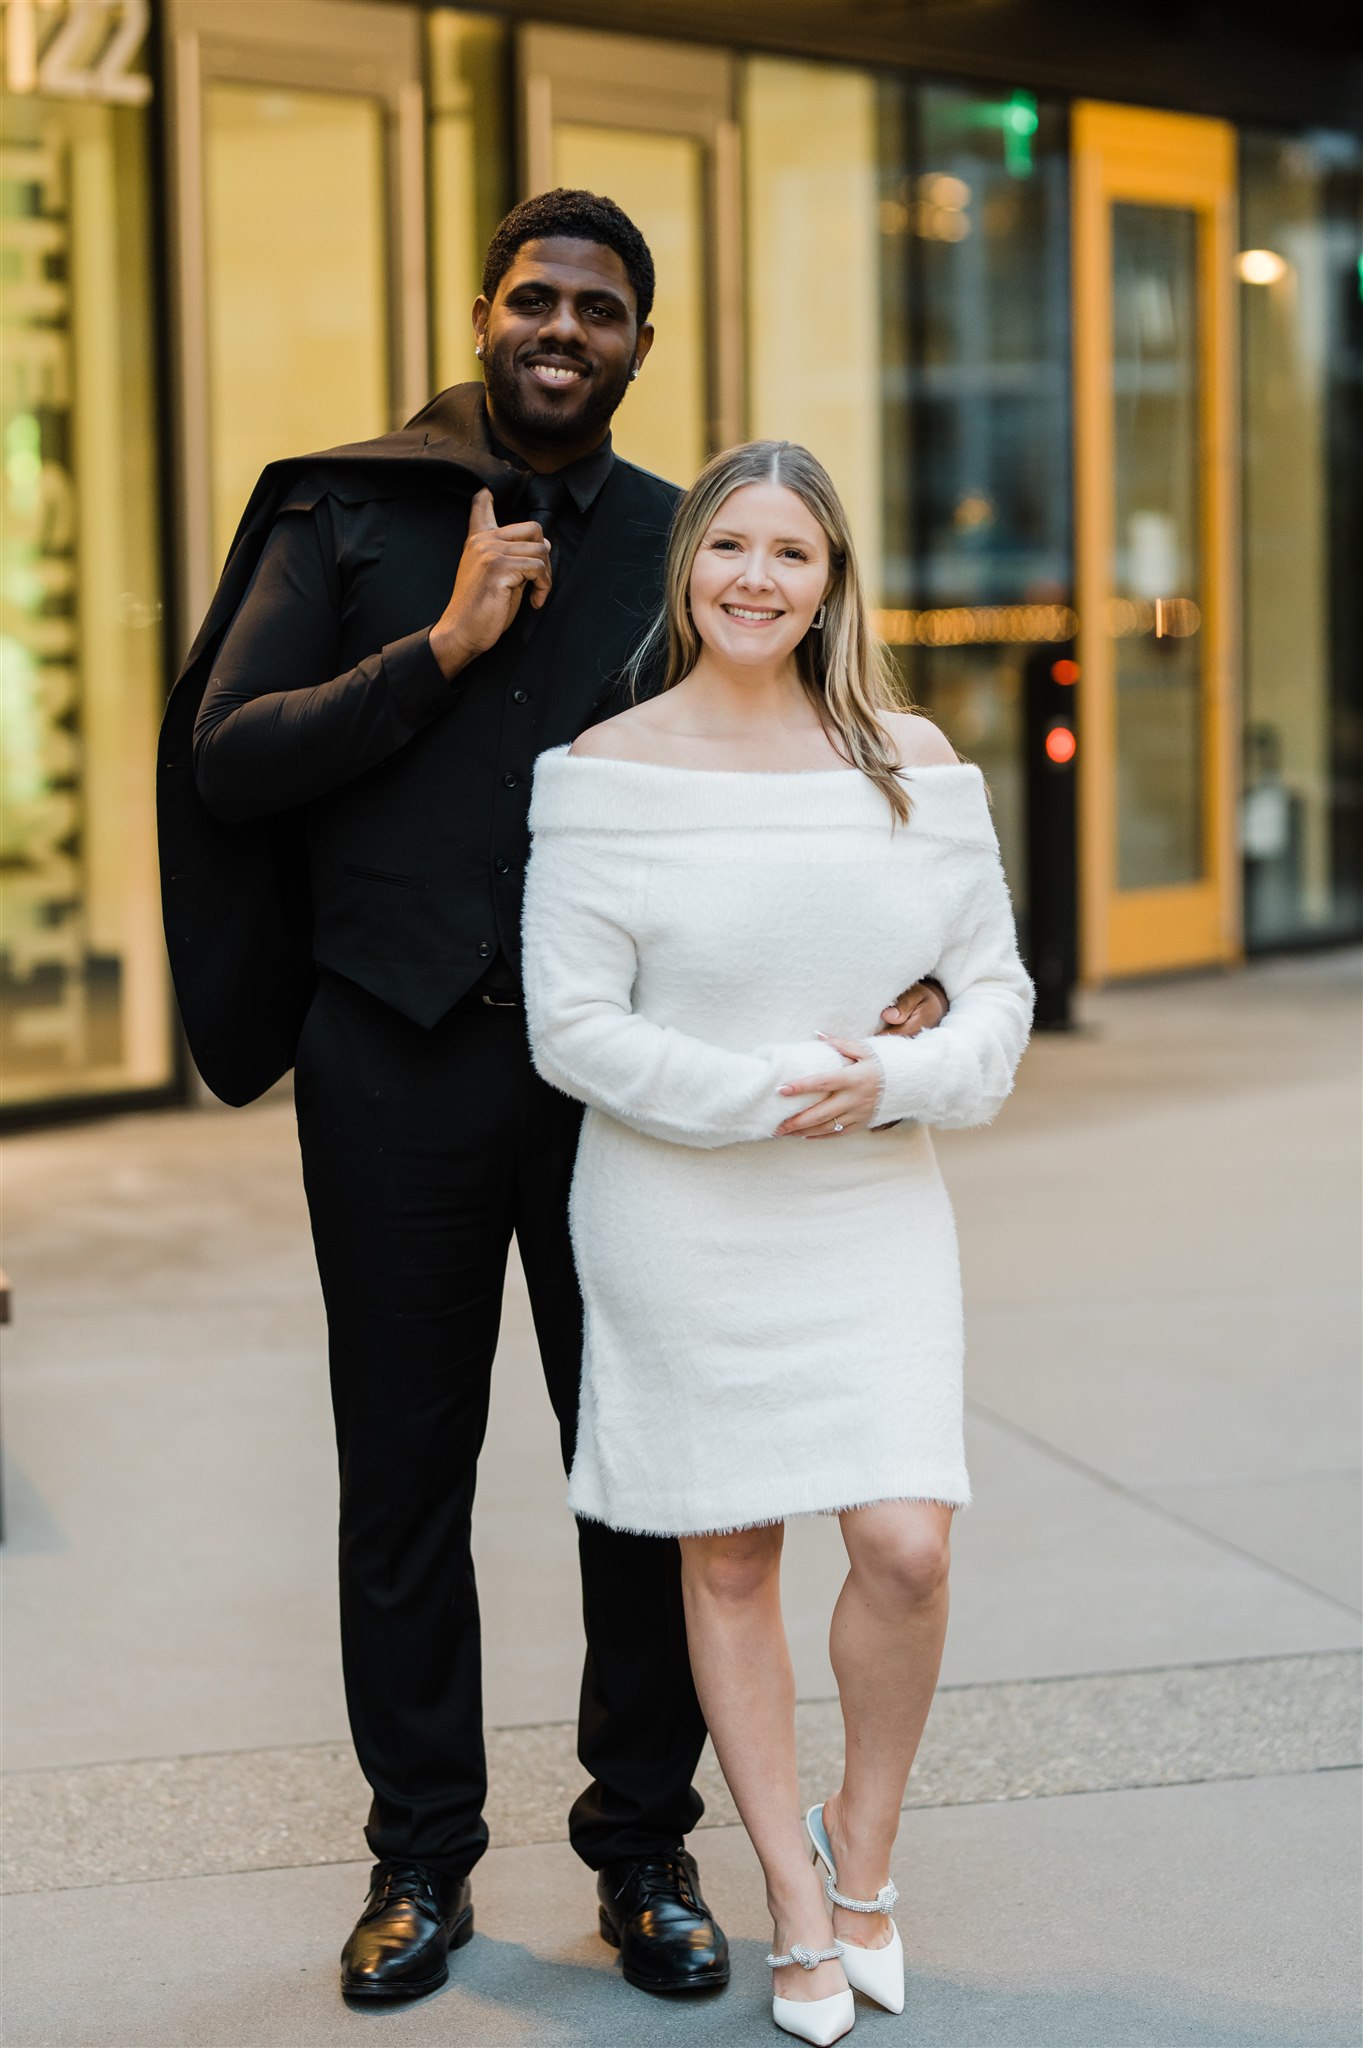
[157,383,680,1107]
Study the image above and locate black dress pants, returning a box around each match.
[293,969,707,1876]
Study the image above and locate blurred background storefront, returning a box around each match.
[2,0,1359,1117]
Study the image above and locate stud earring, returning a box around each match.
[811,603,827,630]
[475,343,484,359]
[628,365,639,381]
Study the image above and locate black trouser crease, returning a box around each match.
[294,969,707,1876]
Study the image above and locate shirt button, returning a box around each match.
[495,859,510,876]
[477,940,491,957]
[512,689,529,705]
[503,772,518,789]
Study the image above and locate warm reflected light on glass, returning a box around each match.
[952,490,995,531]
[920,172,970,209]
[1103,595,1201,639]
[873,602,1203,649]
[1236,248,1288,286]
[873,603,1077,646]
[1051,658,1080,685]
[915,171,971,242]
[1044,725,1077,765]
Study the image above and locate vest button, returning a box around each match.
[495,859,511,875]
[477,940,492,957]
[512,689,529,705]
[503,771,519,788]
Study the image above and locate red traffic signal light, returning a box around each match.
[1044,724,1076,765]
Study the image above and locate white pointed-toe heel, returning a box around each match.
[766,1940,855,2045]
[806,1804,906,2016]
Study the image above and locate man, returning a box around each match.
[158,188,946,2005]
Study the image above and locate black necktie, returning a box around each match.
[513,473,568,641]
[518,470,567,548]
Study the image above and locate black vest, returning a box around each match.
[158,395,678,1106]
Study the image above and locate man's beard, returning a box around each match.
[482,344,631,447]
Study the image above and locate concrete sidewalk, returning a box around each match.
[3,952,1360,2045]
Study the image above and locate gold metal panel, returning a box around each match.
[1072,100,1239,982]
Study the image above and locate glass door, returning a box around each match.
[518,26,741,485]
[163,0,428,631]
[1073,103,1238,979]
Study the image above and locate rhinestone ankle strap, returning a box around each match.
[824,1876,899,1914]
[766,1941,841,1970]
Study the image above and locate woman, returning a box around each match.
[522,443,1032,2044]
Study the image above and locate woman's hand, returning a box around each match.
[775,1037,883,1139]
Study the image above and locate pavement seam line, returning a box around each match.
[5,1653,1357,1897]
[3,1647,1356,1780]
[4,1764,1359,1902]
[965,1397,1363,1618]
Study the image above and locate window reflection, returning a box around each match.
[1241,129,1363,947]
[1,94,171,1109]
[911,85,1071,610]
[900,84,1071,933]
[1110,202,1204,891]
[914,646,1027,894]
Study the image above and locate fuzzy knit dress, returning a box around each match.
[522,748,1034,1537]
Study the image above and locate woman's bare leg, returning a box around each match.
[679,1525,847,2006]
[822,1501,954,1951]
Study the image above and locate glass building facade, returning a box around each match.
[2,0,1359,1117]
[2,37,172,1114]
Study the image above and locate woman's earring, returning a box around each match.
[811,603,827,631]
[475,343,484,359]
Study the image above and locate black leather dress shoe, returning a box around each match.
[340,1860,473,2001]
[597,1851,730,1994]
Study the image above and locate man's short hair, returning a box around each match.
[481,189,656,327]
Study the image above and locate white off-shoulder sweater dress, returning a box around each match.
[522,749,1034,1538]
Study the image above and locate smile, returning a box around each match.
[525,360,587,387]
[721,604,784,624]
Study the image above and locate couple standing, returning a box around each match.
[159,189,1031,2044]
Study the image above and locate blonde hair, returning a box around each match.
[626,441,911,823]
